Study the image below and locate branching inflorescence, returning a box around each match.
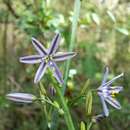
[6,34,124,130]
[6,33,77,130]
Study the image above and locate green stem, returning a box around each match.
[87,122,93,130]
[55,85,75,130]
[63,0,81,94]
[3,12,8,93]
[51,0,81,129]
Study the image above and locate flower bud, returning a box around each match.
[48,86,56,96]
[6,93,36,103]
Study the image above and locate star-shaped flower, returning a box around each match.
[97,67,124,116]
[20,33,76,84]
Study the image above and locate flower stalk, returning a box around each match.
[63,0,81,94]
[54,84,75,130]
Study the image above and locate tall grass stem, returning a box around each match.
[63,0,81,94]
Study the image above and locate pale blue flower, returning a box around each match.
[20,33,76,84]
[97,67,124,116]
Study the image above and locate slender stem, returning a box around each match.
[55,85,75,130]
[50,109,59,130]
[87,122,93,130]
[3,12,8,93]
[63,0,81,94]
[51,0,81,129]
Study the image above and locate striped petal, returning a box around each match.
[49,61,64,84]
[19,55,42,64]
[48,33,61,55]
[105,96,121,109]
[34,62,47,83]
[32,37,47,55]
[108,86,123,93]
[100,95,109,116]
[103,73,124,87]
[6,93,36,103]
[101,66,109,86]
[53,52,76,62]
[93,114,106,122]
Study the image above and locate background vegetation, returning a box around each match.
[0,0,130,130]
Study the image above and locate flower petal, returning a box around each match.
[32,37,47,55]
[48,33,61,55]
[103,73,124,87]
[108,86,123,93]
[6,93,36,103]
[101,66,109,86]
[19,55,42,64]
[105,96,121,109]
[93,114,106,122]
[99,95,109,116]
[49,61,64,84]
[34,62,47,83]
[53,52,76,62]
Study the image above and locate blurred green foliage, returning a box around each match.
[0,0,130,130]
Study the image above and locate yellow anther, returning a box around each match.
[50,55,53,60]
[111,91,118,98]
[44,58,48,63]
[111,94,116,98]
[42,55,53,63]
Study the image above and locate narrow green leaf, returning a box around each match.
[87,122,93,130]
[85,91,93,115]
[91,13,100,25]
[63,0,81,94]
[80,121,86,130]
[80,79,90,95]
[116,27,129,35]
[107,10,116,23]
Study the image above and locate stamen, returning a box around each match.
[111,94,115,98]
[111,91,118,98]
[50,55,53,60]
[43,55,53,63]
